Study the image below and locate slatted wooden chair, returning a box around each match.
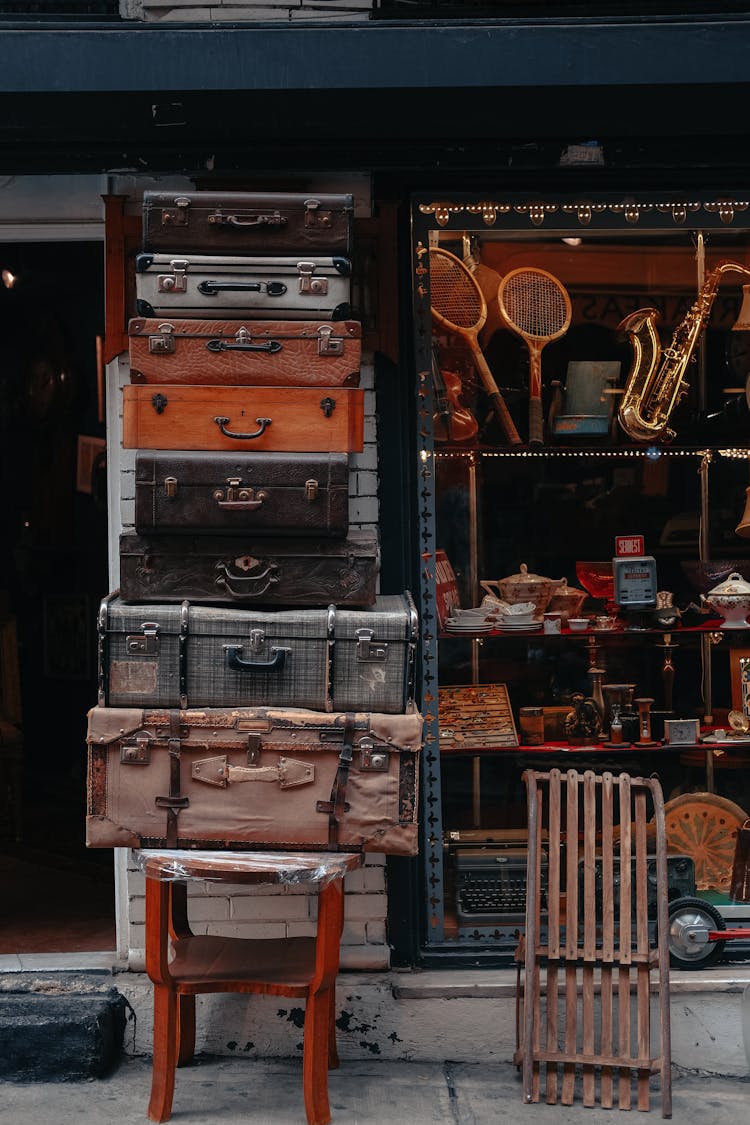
[515,768,672,1117]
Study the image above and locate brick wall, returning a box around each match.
[107,351,389,971]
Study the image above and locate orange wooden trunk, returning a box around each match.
[122,385,364,452]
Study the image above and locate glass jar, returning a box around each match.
[519,706,545,745]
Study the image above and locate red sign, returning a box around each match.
[615,535,645,557]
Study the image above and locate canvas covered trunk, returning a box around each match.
[142,191,353,256]
[134,451,350,537]
[121,384,365,453]
[118,530,379,606]
[86,704,422,855]
[98,592,417,712]
[128,318,361,387]
[135,252,351,321]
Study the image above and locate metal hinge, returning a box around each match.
[157,259,189,293]
[355,628,388,663]
[297,261,328,296]
[148,322,176,354]
[126,622,160,655]
[316,325,343,356]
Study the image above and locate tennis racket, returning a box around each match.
[497,267,571,445]
[428,247,521,445]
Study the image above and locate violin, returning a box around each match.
[432,344,478,443]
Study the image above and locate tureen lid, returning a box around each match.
[501,563,555,589]
[548,578,586,600]
[706,571,750,596]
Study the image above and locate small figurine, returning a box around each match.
[564,691,603,744]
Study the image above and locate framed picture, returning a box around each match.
[729,648,750,714]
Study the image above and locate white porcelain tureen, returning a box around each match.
[701,570,750,629]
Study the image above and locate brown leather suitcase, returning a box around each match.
[122,385,364,453]
[128,318,361,387]
[134,451,350,537]
[142,191,353,256]
[86,704,422,855]
[118,530,379,606]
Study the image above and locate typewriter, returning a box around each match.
[454,847,546,926]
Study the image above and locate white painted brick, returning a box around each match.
[355,470,378,497]
[341,921,366,945]
[339,946,389,971]
[285,921,317,938]
[363,866,386,893]
[343,894,386,924]
[364,853,385,866]
[350,447,378,472]
[343,868,366,893]
[127,869,146,895]
[363,417,377,444]
[363,389,376,415]
[120,468,134,499]
[129,897,145,925]
[206,921,287,940]
[231,894,310,921]
[204,882,284,897]
[349,496,379,523]
[186,896,231,921]
[365,920,387,945]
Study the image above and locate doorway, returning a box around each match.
[0,240,114,955]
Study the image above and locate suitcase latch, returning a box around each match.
[356,629,388,663]
[213,480,267,509]
[158,259,189,293]
[305,479,319,502]
[316,325,343,356]
[297,261,328,296]
[148,323,176,354]
[160,199,190,228]
[304,198,333,230]
[359,739,389,771]
[121,731,152,765]
[126,622,160,655]
[164,476,177,498]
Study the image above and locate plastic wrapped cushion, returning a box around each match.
[133,848,363,886]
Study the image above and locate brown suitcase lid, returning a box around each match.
[134,450,350,489]
[128,317,361,342]
[119,529,378,560]
[142,191,353,214]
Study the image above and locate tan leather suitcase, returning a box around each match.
[86,704,422,855]
[122,385,364,452]
[128,318,361,387]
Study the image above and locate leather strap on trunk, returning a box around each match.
[316,714,355,851]
[155,709,190,846]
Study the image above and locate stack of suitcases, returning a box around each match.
[86,190,423,856]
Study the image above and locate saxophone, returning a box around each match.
[617,260,750,442]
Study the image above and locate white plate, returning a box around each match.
[497,622,543,633]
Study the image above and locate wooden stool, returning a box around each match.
[137,848,363,1125]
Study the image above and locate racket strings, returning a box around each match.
[429,254,482,329]
[501,273,569,339]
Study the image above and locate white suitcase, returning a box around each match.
[135,252,352,321]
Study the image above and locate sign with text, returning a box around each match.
[615,535,645,557]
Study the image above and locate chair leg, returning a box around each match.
[327,985,339,1070]
[303,990,333,1125]
[177,994,196,1067]
[148,983,179,1123]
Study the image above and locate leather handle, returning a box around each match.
[197,279,287,296]
[215,562,278,599]
[215,498,264,510]
[206,338,282,354]
[224,645,289,673]
[213,416,272,440]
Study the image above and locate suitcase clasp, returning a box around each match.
[126,622,160,655]
[359,739,390,772]
[213,480,268,510]
[120,731,152,765]
[316,325,343,357]
[303,199,333,230]
[356,629,388,663]
[158,259,189,293]
[297,261,328,296]
[148,323,176,354]
[160,201,190,228]
[305,479,319,502]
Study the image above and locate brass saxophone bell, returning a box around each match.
[736,485,750,539]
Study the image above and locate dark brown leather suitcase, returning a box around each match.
[86,704,422,855]
[122,385,364,453]
[134,451,350,537]
[142,191,353,256]
[128,318,361,387]
[98,592,417,712]
[118,530,379,606]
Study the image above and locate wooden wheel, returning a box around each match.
[662,793,749,892]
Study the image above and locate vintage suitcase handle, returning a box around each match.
[197,279,287,297]
[191,754,313,789]
[224,645,290,674]
[208,211,288,230]
[213,416,272,440]
[206,338,282,354]
[215,562,279,599]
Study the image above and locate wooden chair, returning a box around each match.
[138,848,363,1125]
[515,768,672,1117]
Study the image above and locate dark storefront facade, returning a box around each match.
[3,7,750,976]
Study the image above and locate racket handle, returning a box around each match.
[529,395,544,446]
[488,391,522,445]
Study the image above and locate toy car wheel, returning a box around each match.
[666,897,726,969]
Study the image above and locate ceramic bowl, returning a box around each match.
[568,617,590,632]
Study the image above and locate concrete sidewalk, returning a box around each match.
[1,1056,748,1125]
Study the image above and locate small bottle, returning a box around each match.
[519,706,545,746]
